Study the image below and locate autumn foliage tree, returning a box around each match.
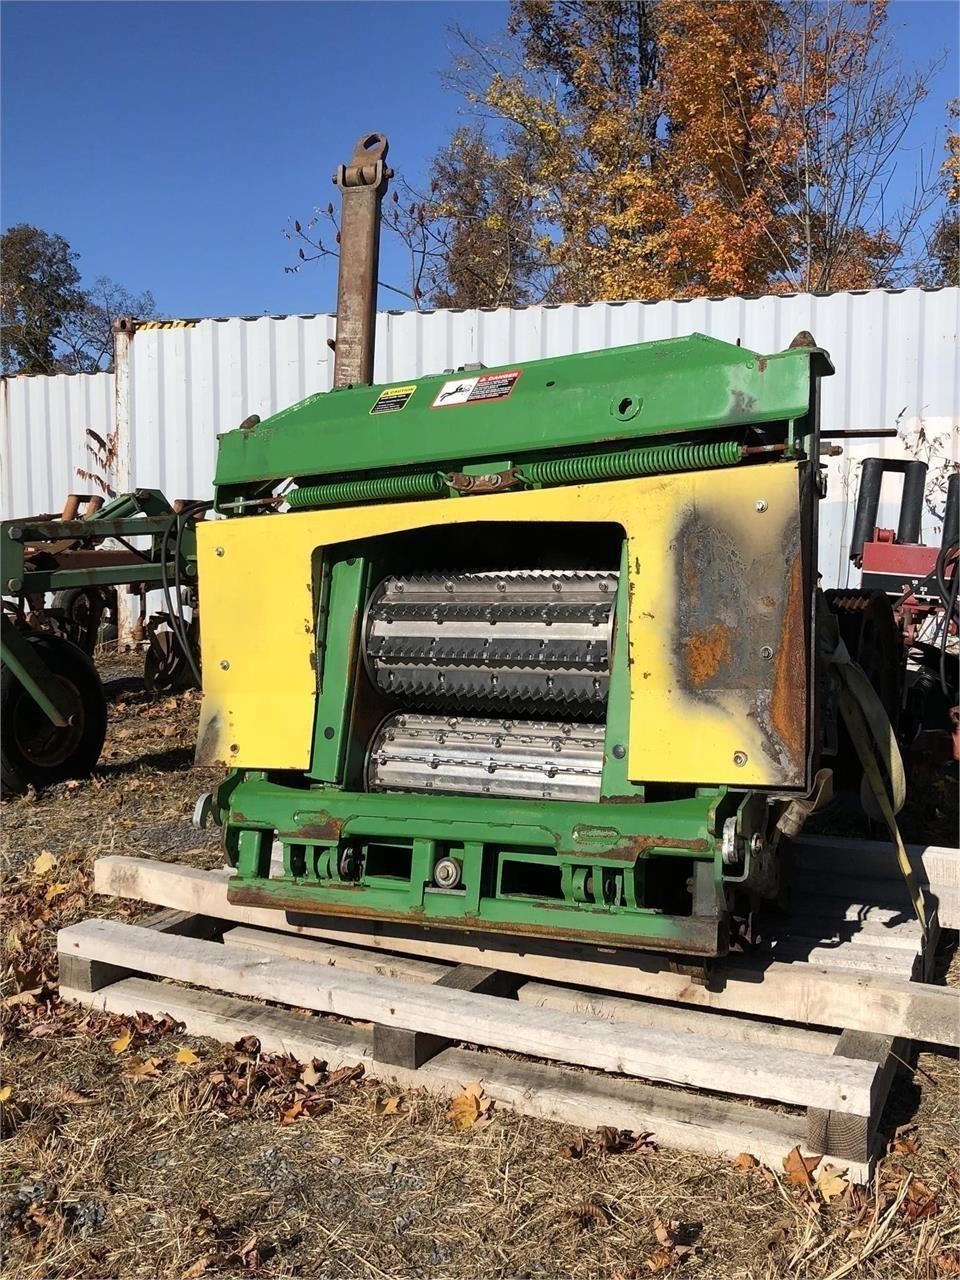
[288,0,951,306]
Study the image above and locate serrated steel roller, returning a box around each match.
[367,714,605,802]
[362,570,617,713]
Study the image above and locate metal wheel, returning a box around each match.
[1,634,108,795]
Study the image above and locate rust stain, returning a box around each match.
[760,594,776,608]
[589,833,711,861]
[769,552,807,774]
[293,815,344,842]
[226,883,721,955]
[683,623,733,687]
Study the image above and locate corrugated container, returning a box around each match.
[2,288,957,588]
[0,371,115,519]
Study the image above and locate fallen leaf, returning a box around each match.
[783,1145,820,1187]
[654,1217,679,1249]
[325,1063,363,1088]
[376,1094,405,1117]
[175,1048,200,1066]
[33,851,56,876]
[3,988,40,1008]
[111,1028,133,1054]
[125,1055,163,1080]
[447,1080,493,1130]
[181,1254,217,1279]
[44,882,70,903]
[58,1087,96,1104]
[300,1061,321,1087]
[816,1164,850,1202]
[646,1249,675,1273]
[0,1085,12,1103]
[889,1134,920,1156]
[934,1250,960,1276]
[733,1152,760,1173]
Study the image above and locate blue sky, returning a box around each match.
[2,0,957,319]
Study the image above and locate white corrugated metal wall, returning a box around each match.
[0,371,115,519]
[3,289,957,587]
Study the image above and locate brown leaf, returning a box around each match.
[559,1135,588,1159]
[58,1087,96,1105]
[934,1250,960,1276]
[653,1217,679,1249]
[300,1060,322,1087]
[447,1081,492,1130]
[377,1094,405,1117]
[125,1055,163,1080]
[646,1249,675,1273]
[181,1254,218,1279]
[816,1164,850,1202]
[325,1062,364,1088]
[783,1145,820,1187]
[110,1028,132,1055]
[733,1152,760,1173]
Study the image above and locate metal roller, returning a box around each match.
[362,570,617,713]
[367,713,605,802]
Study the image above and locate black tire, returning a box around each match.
[1,634,108,796]
[50,588,109,654]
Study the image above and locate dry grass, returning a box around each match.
[2,657,958,1279]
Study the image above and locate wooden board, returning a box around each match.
[226,923,840,1055]
[58,918,879,1114]
[59,975,870,1182]
[94,857,960,1048]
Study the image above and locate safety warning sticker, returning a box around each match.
[370,384,416,415]
[432,369,522,408]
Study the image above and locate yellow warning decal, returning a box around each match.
[370,384,416,415]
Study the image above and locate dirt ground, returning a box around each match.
[2,656,959,1280]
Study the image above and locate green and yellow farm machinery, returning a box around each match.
[189,134,913,962]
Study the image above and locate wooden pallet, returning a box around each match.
[59,841,959,1184]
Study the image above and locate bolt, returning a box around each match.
[733,751,748,767]
[219,659,230,670]
[7,578,22,592]
[8,526,23,541]
[612,744,626,759]
[229,743,239,754]
[215,546,225,556]
[750,833,765,855]
[754,499,768,513]
[760,645,774,659]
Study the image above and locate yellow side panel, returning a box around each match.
[626,463,807,787]
[198,464,807,786]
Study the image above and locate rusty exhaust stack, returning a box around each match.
[331,133,392,389]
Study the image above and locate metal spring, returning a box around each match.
[287,470,448,509]
[519,439,742,487]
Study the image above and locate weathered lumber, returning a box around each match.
[793,836,959,891]
[517,983,839,1054]
[373,964,518,1069]
[223,925,451,983]
[59,974,870,1181]
[806,1030,904,1164]
[227,924,840,1054]
[94,857,960,1048]
[58,918,878,1112]
[57,908,215,993]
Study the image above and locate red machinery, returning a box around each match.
[846,459,958,762]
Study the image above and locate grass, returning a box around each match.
[2,656,958,1279]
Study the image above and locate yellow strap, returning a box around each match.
[831,651,927,936]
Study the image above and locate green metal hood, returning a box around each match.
[213,333,833,490]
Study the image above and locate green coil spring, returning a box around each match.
[287,470,448,509]
[518,439,742,488]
